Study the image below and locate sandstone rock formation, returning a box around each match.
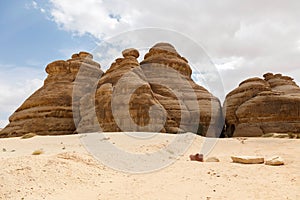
[0,43,223,138]
[78,43,224,136]
[0,52,103,138]
[140,43,223,136]
[224,73,300,137]
[77,47,167,133]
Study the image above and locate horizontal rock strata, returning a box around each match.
[0,52,103,137]
[224,73,300,137]
[78,43,223,136]
[1,43,224,138]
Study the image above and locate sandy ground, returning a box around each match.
[0,132,299,200]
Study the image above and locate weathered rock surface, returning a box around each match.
[224,73,300,137]
[1,43,223,138]
[265,156,284,166]
[140,43,223,135]
[0,52,103,138]
[78,48,167,133]
[231,156,264,164]
[78,43,224,136]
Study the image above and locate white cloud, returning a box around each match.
[3,0,300,127]
[0,65,45,127]
[32,1,38,9]
[214,57,245,71]
[43,0,300,96]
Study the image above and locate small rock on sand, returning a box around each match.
[189,153,203,162]
[272,133,290,138]
[265,156,284,166]
[231,156,264,164]
[205,157,220,162]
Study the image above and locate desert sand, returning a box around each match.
[0,133,299,200]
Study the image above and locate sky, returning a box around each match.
[0,0,300,127]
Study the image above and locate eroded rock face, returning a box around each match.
[140,43,223,135]
[224,73,300,137]
[0,52,103,138]
[78,43,224,136]
[77,48,167,133]
[1,43,223,138]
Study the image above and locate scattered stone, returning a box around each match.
[189,153,203,162]
[236,137,247,144]
[205,157,220,162]
[100,137,110,141]
[2,148,6,152]
[261,133,274,137]
[262,133,299,139]
[272,133,290,138]
[21,133,37,139]
[231,156,264,164]
[32,149,44,155]
[265,156,284,166]
[287,132,300,139]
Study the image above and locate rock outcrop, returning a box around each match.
[0,52,103,138]
[78,48,167,133]
[0,43,223,138]
[224,73,300,137]
[78,43,224,136]
[140,43,223,135]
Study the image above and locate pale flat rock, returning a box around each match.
[205,157,220,162]
[265,156,284,166]
[231,156,264,164]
